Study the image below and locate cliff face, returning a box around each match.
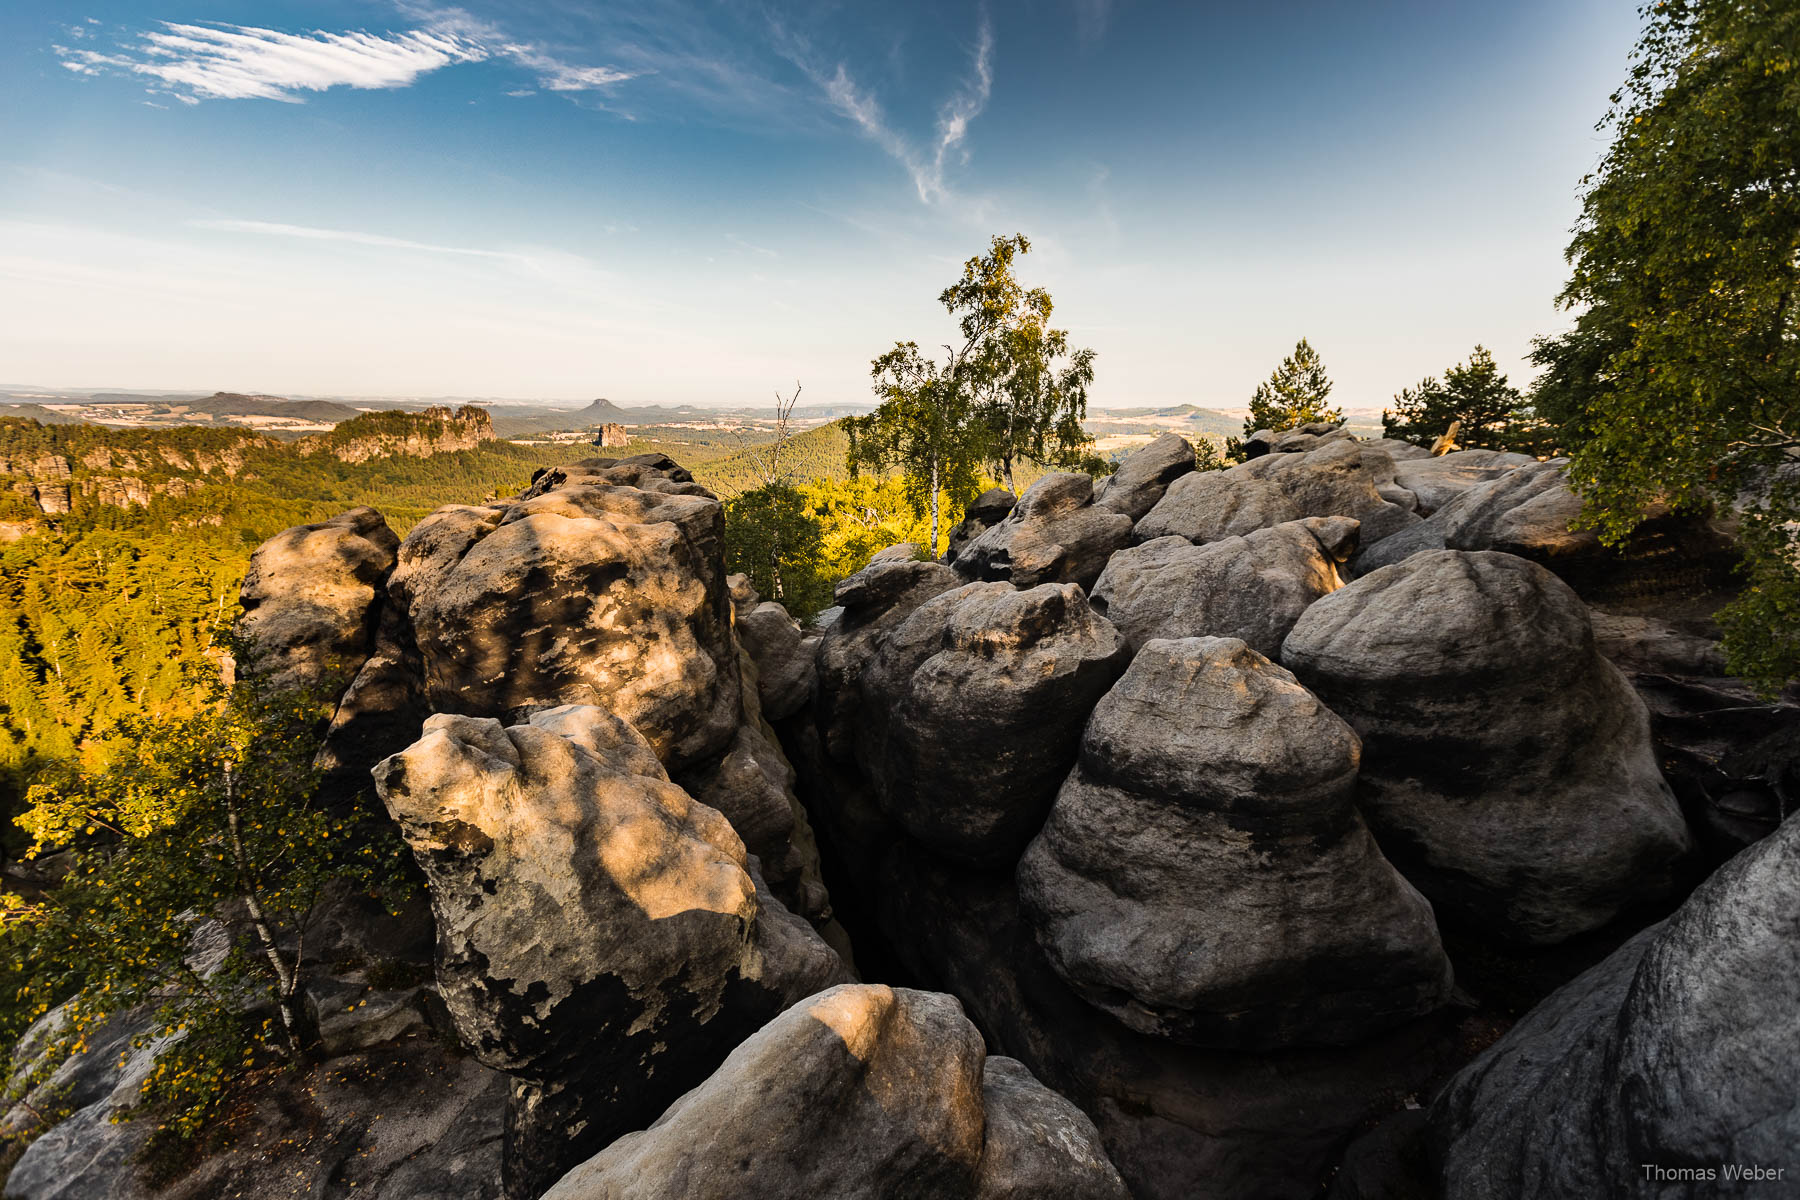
[0,421,264,520]
[299,405,494,464]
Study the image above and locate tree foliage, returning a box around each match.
[1243,337,1341,440]
[0,673,401,1157]
[848,235,1099,549]
[1384,345,1547,451]
[1534,0,1800,689]
[723,483,831,618]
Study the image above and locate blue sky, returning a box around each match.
[0,1,1644,410]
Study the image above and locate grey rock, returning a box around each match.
[372,705,849,1198]
[1018,637,1452,1049]
[946,487,1019,565]
[1429,812,1800,1199]
[815,557,962,762]
[388,477,739,773]
[1391,450,1533,515]
[539,984,1129,1200]
[1589,611,1728,677]
[957,472,1134,590]
[1136,440,1418,548]
[1355,460,1593,575]
[734,599,815,720]
[856,582,1131,864]
[1282,550,1694,944]
[1090,516,1358,657]
[237,507,399,695]
[1094,433,1197,523]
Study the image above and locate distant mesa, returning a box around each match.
[594,422,630,448]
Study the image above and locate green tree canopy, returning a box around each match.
[1531,0,1800,689]
[1242,337,1342,441]
[722,483,831,619]
[848,234,1099,548]
[1384,345,1544,451]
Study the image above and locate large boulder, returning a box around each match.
[539,984,1129,1200]
[1428,812,1800,1199]
[386,477,739,773]
[734,599,815,721]
[1094,433,1198,522]
[856,582,1131,865]
[1090,516,1358,657]
[1390,449,1533,516]
[372,705,848,1199]
[1018,637,1452,1049]
[946,487,1018,566]
[814,556,963,763]
[955,472,1134,590]
[1282,550,1694,944]
[1136,440,1418,547]
[236,506,399,694]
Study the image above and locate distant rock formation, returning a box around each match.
[592,422,629,448]
[300,404,494,464]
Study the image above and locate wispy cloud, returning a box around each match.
[58,13,633,104]
[192,218,516,259]
[1072,0,1117,47]
[784,14,996,206]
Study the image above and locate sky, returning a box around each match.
[0,1,1646,411]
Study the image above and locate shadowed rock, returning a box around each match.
[1136,440,1417,547]
[237,506,399,695]
[856,582,1131,865]
[956,472,1135,590]
[1090,516,1357,657]
[734,598,815,721]
[946,487,1019,566]
[1428,813,1800,1199]
[372,705,848,1199]
[539,984,1129,1200]
[1018,637,1453,1049]
[1282,549,1694,943]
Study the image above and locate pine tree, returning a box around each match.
[1384,345,1541,451]
[1242,338,1341,440]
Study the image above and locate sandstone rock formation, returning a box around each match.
[1282,549,1694,943]
[955,472,1134,589]
[1093,432,1197,522]
[1136,439,1418,547]
[945,486,1017,565]
[372,705,848,1199]
[1018,637,1452,1049]
[1090,516,1357,656]
[855,582,1130,864]
[237,506,400,694]
[734,596,816,721]
[539,984,1129,1200]
[1428,813,1800,1199]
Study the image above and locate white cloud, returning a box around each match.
[790,16,996,207]
[58,14,632,104]
[192,218,519,260]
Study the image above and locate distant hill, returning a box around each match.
[0,404,82,425]
[179,393,363,423]
[692,421,852,495]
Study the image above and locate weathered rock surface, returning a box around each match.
[1090,516,1357,656]
[372,705,848,1198]
[1428,813,1800,1199]
[946,487,1018,565]
[1093,433,1197,522]
[1390,449,1533,516]
[237,507,399,694]
[1018,637,1452,1049]
[1241,421,1356,459]
[387,472,738,773]
[855,582,1130,864]
[956,472,1134,590]
[1136,440,1417,547]
[734,599,815,721]
[5,1014,504,1200]
[539,984,1128,1200]
[814,556,962,763]
[1282,550,1694,943]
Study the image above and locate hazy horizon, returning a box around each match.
[2,1,1643,411]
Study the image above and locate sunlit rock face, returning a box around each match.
[1428,812,1800,1200]
[373,705,847,1200]
[1090,516,1358,657]
[1135,440,1418,547]
[1093,432,1198,524]
[236,505,399,695]
[855,581,1131,865]
[1018,637,1453,1050]
[1283,549,1694,944]
[386,472,739,774]
[956,472,1136,590]
[540,984,1130,1200]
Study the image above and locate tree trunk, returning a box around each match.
[1003,455,1016,494]
[223,765,316,1065]
[929,455,941,556]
